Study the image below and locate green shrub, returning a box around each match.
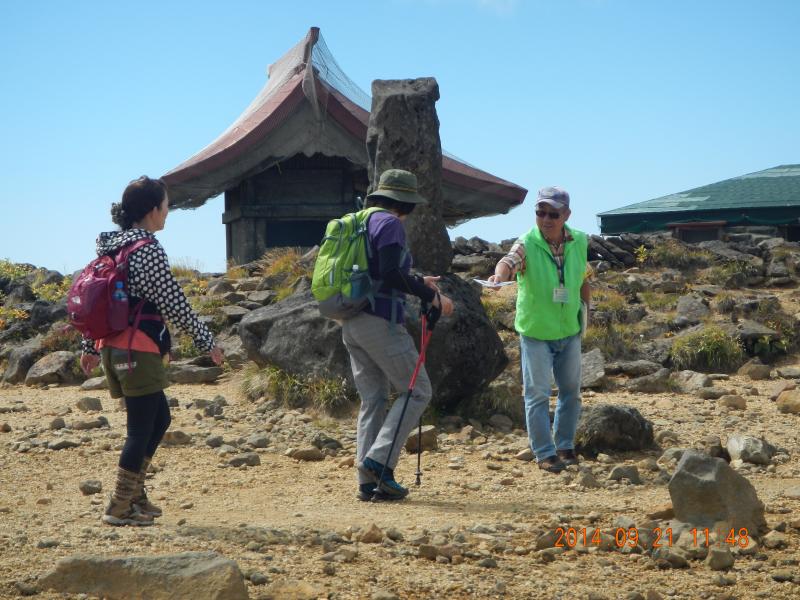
[171,258,203,280]
[0,259,33,282]
[32,276,72,303]
[592,288,628,321]
[650,240,714,269]
[640,291,678,311]
[41,324,82,352]
[704,261,761,287]
[713,292,736,313]
[670,326,744,372]
[480,293,515,324]
[241,363,356,414]
[583,322,641,360]
[0,306,29,330]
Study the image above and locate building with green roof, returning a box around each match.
[598,164,800,242]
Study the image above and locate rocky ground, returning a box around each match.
[1,365,799,599]
[2,232,800,599]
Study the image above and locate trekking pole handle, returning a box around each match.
[422,292,442,331]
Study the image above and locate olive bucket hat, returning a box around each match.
[366,169,429,205]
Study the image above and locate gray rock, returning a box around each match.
[80,376,108,390]
[776,365,800,378]
[2,335,44,383]
[717,395,747,410]
[289,448,324,462]
[608,465,642,484]
[247,290,277,305]
[38,551,248,600]
[581,348,606,389]
[205,435,224,448]
[404,425,438,453]
[48,439,80,451]
[672,370,712,393]
[626,368,671,393]
[488,413,513,433]
[705,547,735,571]
[79,480,102,495]
[610,360,662,377]
[366,77,452,274]
[777,389,800,414]
[738,360,772,380]
[163,431,192,446]
[575,404,654,455]
[726,435,774,465]
[220,305,249,324]
[76,397,103,412]
[246,433,269,449]
[668,450,767,535]
[228,453,261,467]
[697,387,728,400]
[25,351,80,386]
[676,295,710,325]
[168,364,223,384]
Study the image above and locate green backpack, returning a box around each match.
[312,207,387,320]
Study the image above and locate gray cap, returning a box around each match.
[537,186,570,210]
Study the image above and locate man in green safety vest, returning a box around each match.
[488,187,591,474]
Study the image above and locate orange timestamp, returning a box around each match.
[554,526,750,548]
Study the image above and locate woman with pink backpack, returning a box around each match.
[79,176,223,526]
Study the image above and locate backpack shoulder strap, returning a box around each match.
[114,237,155,264]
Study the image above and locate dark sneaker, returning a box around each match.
[357,483,401,502]
[357,483,377,502]
[557,449,579,467]
[359,457,409,500]
[537,455,566,474]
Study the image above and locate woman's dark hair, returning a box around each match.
[365,195,416,216]
[111,176,168,230]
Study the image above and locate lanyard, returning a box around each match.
[547,252,565,286]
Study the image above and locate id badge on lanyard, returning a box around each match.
[550,255,568,303]
[552,285,569,303]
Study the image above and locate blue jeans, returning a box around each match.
[520,333,582,462]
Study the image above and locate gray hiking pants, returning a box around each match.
[341,311,432,484]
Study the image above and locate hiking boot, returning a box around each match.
[357,482,402,503]
[133,458,162,517]
[103,467,154,526]
[359,457,409,500]
[537,455,566,474]
[557,449,579,467]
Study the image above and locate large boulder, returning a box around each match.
[574,404,655,456]
[2,334,45,383]
[24,351,80,386]
[366,77,452,274]
[38,551,248,600]
[239,275,506,413]
[668,450,767,536]
[580,348,606,389]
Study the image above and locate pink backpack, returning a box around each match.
[67,239,154,340]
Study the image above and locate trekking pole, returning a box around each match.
[375,297,439,496]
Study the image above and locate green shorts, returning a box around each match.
[101,347,169,399]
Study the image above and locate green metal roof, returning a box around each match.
[598,164,800,216]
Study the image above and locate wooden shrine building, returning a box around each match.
[163,27,527,264]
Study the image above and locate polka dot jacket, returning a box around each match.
[80,228,215,356]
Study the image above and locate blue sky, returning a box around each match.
[1,0,798,274]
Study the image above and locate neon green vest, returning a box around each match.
[514,224,588,340]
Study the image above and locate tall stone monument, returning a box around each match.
[366,78,453,274]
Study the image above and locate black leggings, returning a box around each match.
[118,390,171,473]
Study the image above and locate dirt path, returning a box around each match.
[1,373,799,599]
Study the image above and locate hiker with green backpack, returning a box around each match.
[312,169,453,501]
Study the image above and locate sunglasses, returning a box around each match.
[535,209,562,219]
